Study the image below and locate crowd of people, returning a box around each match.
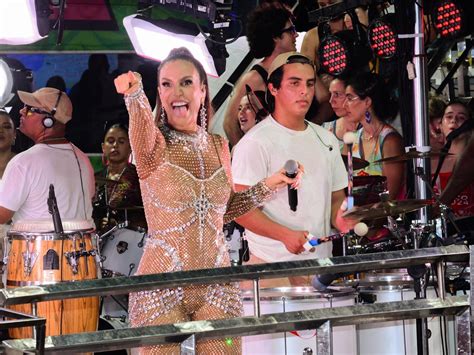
[0,0,473,354]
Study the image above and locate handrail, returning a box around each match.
[0,245,468,306]
[2,296,469,354]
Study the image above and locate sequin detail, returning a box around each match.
[124,86,275,353]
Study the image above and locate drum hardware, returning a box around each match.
[373,147,453,164]
[22,238,39,276]
[343,198,433,221]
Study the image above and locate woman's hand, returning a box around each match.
[114,71,141,95]
[265,162,305,191]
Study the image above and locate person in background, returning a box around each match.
[237,89,267,135]
[344,72,404,200]
[114,47,300,354]
[322,76,360,152]
[432,100,474,217]
[428,96,447,152]
[223,2,331,147]
[93,123,145,233]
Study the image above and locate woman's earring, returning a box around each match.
[160,107,167,125]
[199,104,207,131]
[365,110,372,124]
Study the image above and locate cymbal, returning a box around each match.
[374,149,453,164]
[343,199,433,220]
[341,155,370,170]
[95,176,119,186]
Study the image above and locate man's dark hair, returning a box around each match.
[246,3,293,59]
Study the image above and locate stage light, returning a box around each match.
[433,0,464,38]
[0,0,50,45]
[319,35,349,76]
[367,15,397,59]
[0,59,14,108]
[319,29,371,77]
[123,15,220,76]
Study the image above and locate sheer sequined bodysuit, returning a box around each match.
[124,87,272,354]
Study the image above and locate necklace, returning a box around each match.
[362,124,385,141]
[161,124,208,152]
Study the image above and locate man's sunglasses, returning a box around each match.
[24,105,51,116]
[280,25,297,36]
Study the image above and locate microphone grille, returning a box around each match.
[354,222,369,237]
[284,159,298,174]
[343,132,356,145]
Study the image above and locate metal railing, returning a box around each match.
[0,244,471,354]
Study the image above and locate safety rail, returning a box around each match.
[0,244,471,354]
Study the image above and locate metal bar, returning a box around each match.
[2,296,468,354]
[0,245,468,306]
[253,279,261,317]
[435,39,473,95]
[436,262,446,300]
[316,320,332,355]
[455,308,471,355]
[412,0,430,226]
[180,334,196,355]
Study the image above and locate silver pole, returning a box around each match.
[412,0,430,224]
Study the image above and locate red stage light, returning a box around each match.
[319,35,349,76]
[368,17,397,59]
[433,0,463,38]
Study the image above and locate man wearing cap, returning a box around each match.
[0,87,95,226]
[223,2,331,147]
[232,52,350,287]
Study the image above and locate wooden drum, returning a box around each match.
[5,220,100,338]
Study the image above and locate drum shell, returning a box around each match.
[357,271,456,355]
[242,287,357,355]
[5,230,99,338]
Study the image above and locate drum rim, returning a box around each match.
[7,229,95,239]
[242,286,356,301]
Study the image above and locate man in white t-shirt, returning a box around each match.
[232,52,350,286]
[0,87,95,228]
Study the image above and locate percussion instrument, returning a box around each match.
[373,149,453,163]
[242,287,357,355]
[5,220,100,338]
[356,271,456,355]
[341,154,370,170]
[343,199,433,221]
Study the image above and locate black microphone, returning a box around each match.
[47,184,64,234]
[284,160,298,211]
[446,119,474,142]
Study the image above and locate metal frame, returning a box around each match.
[0,245,471,354]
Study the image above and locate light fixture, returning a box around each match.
[319,30,372,77]
[433,0,464,38]
[319,35,349,76]
[0,59,14,108]
[0,0,50,45]
[123,15,220,76]
[367,15,398,59]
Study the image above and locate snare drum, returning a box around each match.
[5,220,100,338]
[357,271,456,355]
[242,287,357,355]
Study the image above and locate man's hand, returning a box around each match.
[281,230,309,254]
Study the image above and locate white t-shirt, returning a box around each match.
[0,143,95,225]
[232,116,347,262]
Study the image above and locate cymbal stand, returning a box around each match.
[414,166,462,240]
